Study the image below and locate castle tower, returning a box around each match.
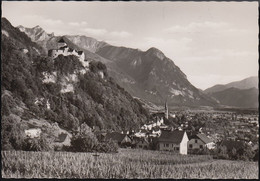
[165,101,168,119]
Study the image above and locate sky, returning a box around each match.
[2,1,258,90]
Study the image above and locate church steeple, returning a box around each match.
[165,101,168,119]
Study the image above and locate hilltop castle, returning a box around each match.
[48,38,88,67]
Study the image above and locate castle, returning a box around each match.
[48,38,88,67]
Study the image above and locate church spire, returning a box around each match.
[165,101,168,119]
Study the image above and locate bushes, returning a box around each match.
[213,144,256,161]
[1,115,26,150]
[22,136,52,151]
[69,134,118,153]
[69,123,118,153]
[96,140,119,153]
[70,132,99,152]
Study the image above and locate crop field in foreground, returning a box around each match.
[1,149,258,179]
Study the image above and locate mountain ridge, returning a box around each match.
[16,23,218,107]
[209,87,258,108]
[204,76,258,93]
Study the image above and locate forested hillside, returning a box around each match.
[1,18,149,150]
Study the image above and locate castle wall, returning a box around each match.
[49,47,88,68]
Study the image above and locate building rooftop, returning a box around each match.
[157,130,186,144]
[55,133,68,143]
[105,132,130,143]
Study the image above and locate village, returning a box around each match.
[91,103,259,155]
[24,100,259,156]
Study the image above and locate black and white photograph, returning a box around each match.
[1,1,258,179]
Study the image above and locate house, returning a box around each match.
[155,130,189,155]
[149,127,161,137]
[134,129,148,138]
[54,133,71,146]
[156,117,164,126]
[20,48,28,54]
[25,128,41,138]
[136,138,150,149]
[159,124,169,130]
[104,132,132,147]
[188,133,215,153]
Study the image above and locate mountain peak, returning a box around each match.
[146,47,165,60]
[17,24,50,42]
[33,25,42,29]
[205,76,258,93]
[147,47,161,53]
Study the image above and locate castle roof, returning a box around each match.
[59,45,68,50]
[58,38,65,43]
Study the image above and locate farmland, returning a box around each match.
[1,149,258,179]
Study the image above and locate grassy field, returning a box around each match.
[1,149,258,179]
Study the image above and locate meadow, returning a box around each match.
[1,148,258,179]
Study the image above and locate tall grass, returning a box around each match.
[1,149,258,179]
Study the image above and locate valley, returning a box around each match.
[1,6,258,179]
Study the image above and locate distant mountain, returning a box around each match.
[204,76,258,94]
[66,35,108,53]
[210,87,258,108]
[16,24,218,107]
[95,45,218,107]
[18,25,54,42]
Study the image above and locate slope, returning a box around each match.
[210,87,258,108]
[2,17,150,150]
[96,45,218,107]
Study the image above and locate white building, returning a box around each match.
[25,128,41,138]
[156,130,189,155]
[188,133,215,151]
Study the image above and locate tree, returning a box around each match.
[219,145,229,159]
[230,147,237,160]
[23,134,53,151]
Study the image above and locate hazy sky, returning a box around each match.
[2,1,258,89]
